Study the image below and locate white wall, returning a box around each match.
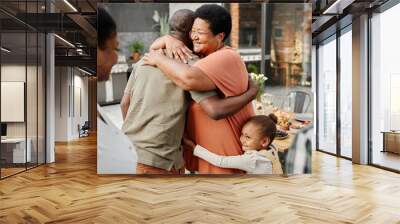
[77,75,89,124]
[169,3,205,17]
[72,74,89,138]
[1,65,31,138]
[54,67,89,141]
[1,64,46,164]
[1,65,26,81]
[1,65,26,141]
[55,66,70,141]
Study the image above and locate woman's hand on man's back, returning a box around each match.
[150,35,193,64]
[247,78,259,100]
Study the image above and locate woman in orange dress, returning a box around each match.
[143,4,255,174]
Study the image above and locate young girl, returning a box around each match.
[184,114,283,174]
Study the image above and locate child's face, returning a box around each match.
[240,122,269,151]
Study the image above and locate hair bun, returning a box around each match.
[268,113,278,124]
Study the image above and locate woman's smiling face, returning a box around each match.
[190,18,224,56]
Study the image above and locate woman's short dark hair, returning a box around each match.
[98,7,116,50]
[194,4,231,42]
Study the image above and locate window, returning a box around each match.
[339,27,352,158]
[317,35,337,154]
[370,3,400,171]
[0,1,46,179]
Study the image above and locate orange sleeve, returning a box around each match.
[193,49,249,97]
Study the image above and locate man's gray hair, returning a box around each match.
[169,9,195,34]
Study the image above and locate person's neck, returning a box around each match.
[217,43,225,50]
[243,148,262,152]
[256,145,269,151]
[198,43,225,58]
[170,32,191,48]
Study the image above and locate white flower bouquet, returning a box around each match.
[250,73,268,101]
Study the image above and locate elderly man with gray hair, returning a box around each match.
[120,9,258,174]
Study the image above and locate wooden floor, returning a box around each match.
[1,135,400,224]
[1,164,45,178]
[372,151,400,171]
[1,167,26,178]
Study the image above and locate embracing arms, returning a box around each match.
[198,79,258,120]
[150,35,192,63]
[147,35,213,91]
[192,145,273,174]
[143,49,215,92]
[143,36,258,120]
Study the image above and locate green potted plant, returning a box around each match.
[247,63,259,74]
[152,10,170,36]
[129,40,144,61]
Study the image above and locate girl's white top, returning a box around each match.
[193,144,283,174]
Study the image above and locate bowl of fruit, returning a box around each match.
[274,110,293,131]
[275,129,289,140]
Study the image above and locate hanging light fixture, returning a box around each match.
[1,47,11,53]
[63,0,78,12]
[54,34,75,48]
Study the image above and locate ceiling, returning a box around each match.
[0,0,98,72]
[1,0,395,73]
[311,0,390,43]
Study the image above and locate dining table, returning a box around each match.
[252,101,313,152]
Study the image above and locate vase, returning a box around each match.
[256,95,262,102]
[253,98,264,115]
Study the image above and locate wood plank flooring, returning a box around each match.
[1,167,26,178]
[372,151,400,171]
[0,134,400,223]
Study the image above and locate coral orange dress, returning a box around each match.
[184,47,255,174]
